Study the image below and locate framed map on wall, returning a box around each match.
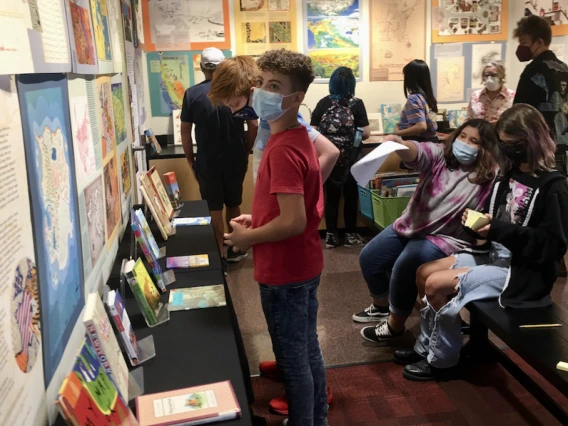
[141,0,231,51]
[432,0,509,43]
[370,0,426,81]
[17,74,84,386]
[304,0,361,82]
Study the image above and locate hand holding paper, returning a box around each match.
[351,141,409,186]
[464,209,491,231]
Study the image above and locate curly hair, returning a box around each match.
[208,56,259,106]
[256,49,315,92]
[513,15,552,46]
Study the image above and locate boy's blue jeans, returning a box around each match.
[259,275,328,426]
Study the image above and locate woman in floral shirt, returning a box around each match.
[468,61,515,124]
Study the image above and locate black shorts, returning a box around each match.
[197,167,247,211]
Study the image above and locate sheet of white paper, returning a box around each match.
[351,142,409,186]
[434,43,463,58]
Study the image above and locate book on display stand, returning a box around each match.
[104,285,157,367]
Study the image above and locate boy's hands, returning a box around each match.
[224,221,252,253]
[231,214,252,228]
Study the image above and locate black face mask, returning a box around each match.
[233,105,258,120]
[497,139,528,163]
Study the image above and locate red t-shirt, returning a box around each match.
[252,126,324,285]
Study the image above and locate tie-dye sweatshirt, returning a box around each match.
[393,142,495,255]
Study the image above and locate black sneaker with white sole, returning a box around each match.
[221,257,228,277]
[325,232,339,249]
[352,303,389,323]
[361,321,404,342]
[227,246,248,263]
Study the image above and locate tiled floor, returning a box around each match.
[226,239,568,374]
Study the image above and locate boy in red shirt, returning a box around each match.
[224,49,327,426]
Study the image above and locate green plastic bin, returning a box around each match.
[371,192,411,229]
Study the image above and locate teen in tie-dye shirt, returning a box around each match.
[354,119,497,343]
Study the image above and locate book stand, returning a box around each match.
[127,368,145,401]
[103,285,157,368]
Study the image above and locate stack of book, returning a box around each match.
[135,381,240,425]
[367,172,420,197]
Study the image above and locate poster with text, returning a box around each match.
[0,1,34,73]
[525,1,568,36]
[0,75,47,426]
[235,0,298,55]
[17,74,84,386]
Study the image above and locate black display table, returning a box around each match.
[55,201,253,425]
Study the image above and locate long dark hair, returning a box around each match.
[403,59,438,113]
[495,104,556,174]
[443,118,497,185]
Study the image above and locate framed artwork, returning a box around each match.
[525,1,568,36]
[432,0,509,43]
[367,113,384,135]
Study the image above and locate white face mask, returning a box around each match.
[485,76,501,92]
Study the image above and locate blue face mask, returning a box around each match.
[252,88,294,122]
[452,138,479,164]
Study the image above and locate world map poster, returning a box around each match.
[305,0,360,81]
[16,74,84,386]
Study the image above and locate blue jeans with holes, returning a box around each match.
[259,276,327,426]
[414,243,511,368]
[359,225,446,316]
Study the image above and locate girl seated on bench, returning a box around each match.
[397,103,568,381]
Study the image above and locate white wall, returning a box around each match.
[142,0,568,135]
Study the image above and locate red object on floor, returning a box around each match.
[259,361,281,382]
[269,386,334,415]
[253,352,568,425]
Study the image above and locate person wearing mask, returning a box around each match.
[354,120,498,342]
[224,48,327,426]
[513,14,568,276]
[398,104,568,381]
[208,54,336,418]
[207,55,339,184]
[310,67,370,248]
[180,48,256,270]
[468,61,515,123]
[395,59,439,143]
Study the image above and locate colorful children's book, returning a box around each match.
[172,216,211,227]
[134,209,160,259]
[125,258,164,326]
[168,285,226,312]
[145,128,162,153]
[83,292,130,401]
[148,167,174,220]
[135,381,241,425]
[447,110,468,129]
[56,338,138,426]
[166,255,209,269]
[106,289,139,361]
[380,104,402,134]
[131,209,166,292]
[140,173,172,240]
[163,172,182,209]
